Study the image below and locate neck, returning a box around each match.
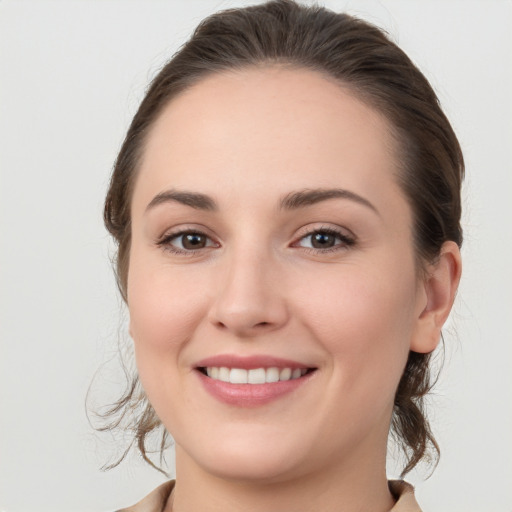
[165,444,395,512]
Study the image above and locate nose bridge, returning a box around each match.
[208,236,288,336]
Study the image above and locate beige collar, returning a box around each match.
[117,479,422,512]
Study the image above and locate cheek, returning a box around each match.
[127,252,210,366]
[298,260,417,390]
[127,259,213,423]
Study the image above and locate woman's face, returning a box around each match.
[128,67,429,482]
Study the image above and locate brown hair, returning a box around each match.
[100,0,463,477]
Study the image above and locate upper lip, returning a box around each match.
[194,354,315,370]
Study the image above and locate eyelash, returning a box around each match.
[156,229,218,257]
[294,227,356,254]
[156,226,355,256]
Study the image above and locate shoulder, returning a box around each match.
[389,480,422,512]
[114,479,420,512]
[115,480,175,512]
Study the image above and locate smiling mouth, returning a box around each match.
[198,366,315,384]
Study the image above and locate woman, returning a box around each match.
[103,1,462,510]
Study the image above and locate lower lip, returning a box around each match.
[196,370,314,407]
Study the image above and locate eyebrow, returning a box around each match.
[279,188,379,214]
[146,189,217,212]
[145,187,378,215]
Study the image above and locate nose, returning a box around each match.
[207,247,289,338]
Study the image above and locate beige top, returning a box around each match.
[116,479,421,512]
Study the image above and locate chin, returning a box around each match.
[206,454,305,484]
[182,431,311,484]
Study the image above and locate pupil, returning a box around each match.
[312,232,334,248]
[183,233,205,249]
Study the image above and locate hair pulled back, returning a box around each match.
[102,0,463,476]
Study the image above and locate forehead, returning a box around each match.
[133,66,404,214]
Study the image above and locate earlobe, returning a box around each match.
[410,241,462,354]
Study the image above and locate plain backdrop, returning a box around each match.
[1,1,511,511]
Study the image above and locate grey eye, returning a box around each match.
[297,230,348,249]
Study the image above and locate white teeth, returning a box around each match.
[204,366,310,384]
[248,368,266,384]
[229,368,248,384]
[292,368,302,379]
[266,367,280,383]
[218,367,230,382]
[280,367,292,381]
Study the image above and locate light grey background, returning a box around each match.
[1,1,511,511]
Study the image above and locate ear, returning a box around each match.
[410,241,462,353]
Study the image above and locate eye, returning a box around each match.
[157,230,218,254]
[295,228,355,252]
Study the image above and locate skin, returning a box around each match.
[127,67,461,512]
